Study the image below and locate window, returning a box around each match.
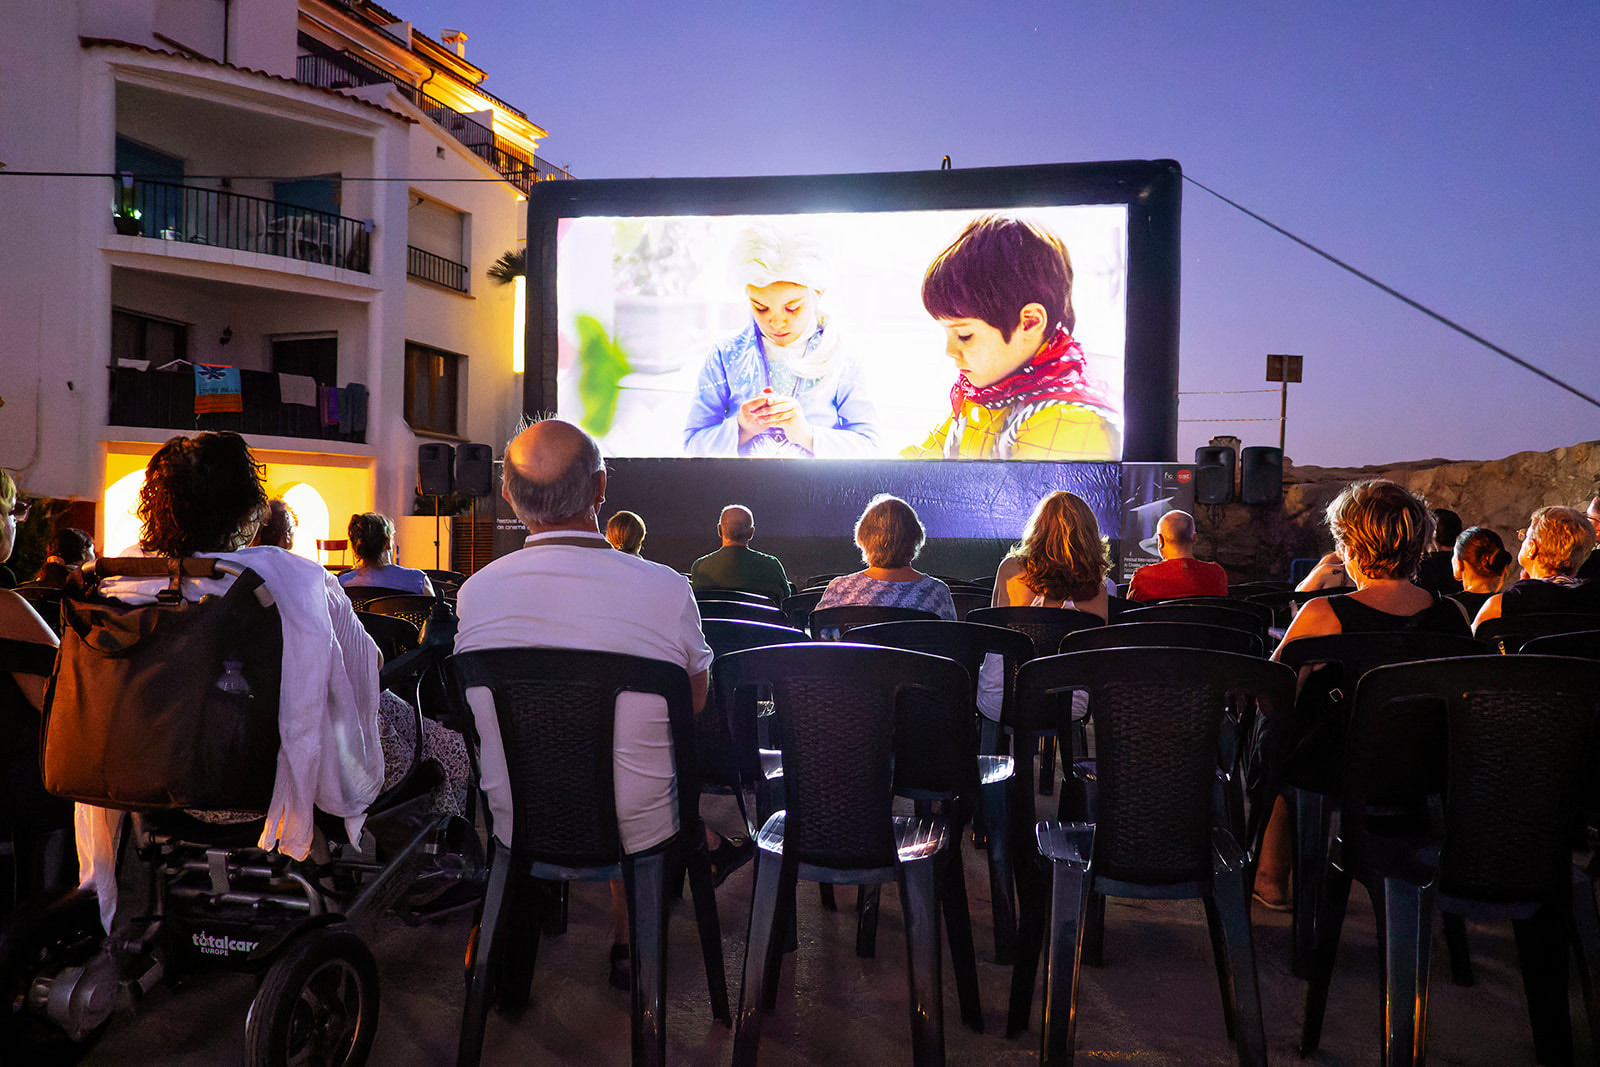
[112,308,187,368]
[404,341,462,435]
[408,193,469,291]
[272,335,339,386]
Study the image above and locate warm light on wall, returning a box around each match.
[512,274,525,374]
[278,483,329,563]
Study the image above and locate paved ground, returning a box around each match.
[77,793,1595,1066]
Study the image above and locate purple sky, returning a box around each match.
[415,1,1599,468]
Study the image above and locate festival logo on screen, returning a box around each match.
[554,207,1128,462]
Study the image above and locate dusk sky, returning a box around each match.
[414,1,1598,468]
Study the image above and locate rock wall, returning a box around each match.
[1190,440,1600,582]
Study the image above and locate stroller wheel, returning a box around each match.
[245,925,379,1067]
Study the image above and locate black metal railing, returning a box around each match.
[112,178,371,272]
[108,366,366,443]
[297,49,562,193]
[408,245,468,292]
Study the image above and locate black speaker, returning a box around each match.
[456,443,494,496]
[1240,446,1284,505]
[417,443,454,495]
[1194,446,1235,505]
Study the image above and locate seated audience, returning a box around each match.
[456,419,747,992]
[1,472,70,894]
[1256,480,1471,910]
[815,495,956,620]
[688,504,790,602]
[251,498,296,550]
[1413,507,1463,595]
[32,527,96,588]
[1126,509,1228,601]
[338,512,435,596]
[1472,505,1600,628]
[605,510,647,555]
[1448,526,1513,620]
[1578,493,1600,581]
[976,490,1109,723]
[80,433,465,927]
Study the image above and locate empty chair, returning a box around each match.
[1008,647,1294,1065]
[355,610,420,664]
[1117,599,1270,648]
[696,599,793,626]
[967,605,1105,798]
[809,603,939,639]
[848,618,1035,965]
[360,592,441,631]
[1273,631,1487,976]
[700,619,809,830]
[1059,620,1264,658]
[1519,628,1600,658]
[12,584,64,637]
[949,590,990,621]
[451,648,729,1067]
[1244,585,1344,630]
[716,643,971,1067]
[1299,655,1600,1067]
[778,589,824,631]
[1475,612,1600,653]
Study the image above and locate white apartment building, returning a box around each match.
[0,0,559,568]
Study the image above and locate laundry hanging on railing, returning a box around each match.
[194,364,243,415]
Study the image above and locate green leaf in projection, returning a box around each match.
[574,314,631,436]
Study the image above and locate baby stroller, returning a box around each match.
[0,557,481,1066]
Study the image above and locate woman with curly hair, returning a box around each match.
[975,490,1111,722]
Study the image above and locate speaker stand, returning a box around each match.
[432,494,442,571]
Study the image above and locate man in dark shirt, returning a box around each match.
[1127,510,1228,601]
[1413,507,1463,594]
[688,505,791,603]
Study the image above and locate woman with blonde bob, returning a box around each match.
[1472,505,1600,627]
[814,494,956,619]
[975,490,1110,722]
[605,510,647,555]
[1255,479,1471,909]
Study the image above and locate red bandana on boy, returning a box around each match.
[950,326,1117,416]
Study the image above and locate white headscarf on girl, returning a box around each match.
[731,223,841,380]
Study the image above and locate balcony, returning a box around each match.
[296,47,567,194]
[408,246,469,292]
[114,179,371,272]
[108,366,366,443]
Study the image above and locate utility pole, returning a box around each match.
[1265,354,1304,452]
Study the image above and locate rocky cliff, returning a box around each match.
[1191,440,1600,581]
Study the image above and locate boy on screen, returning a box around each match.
[902,215,1120,461]
[683,224,879,458]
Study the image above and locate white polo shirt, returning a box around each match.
[455,530,712,853]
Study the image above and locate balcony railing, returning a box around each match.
[114,179,370,272]
[296,49,566,194]
[408,245,468,292]
[108,366,366,443]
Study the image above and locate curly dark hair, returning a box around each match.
[138,432,268,557]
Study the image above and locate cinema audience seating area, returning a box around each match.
[10,454,1600,1067]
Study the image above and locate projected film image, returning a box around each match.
[553,206,1128,461]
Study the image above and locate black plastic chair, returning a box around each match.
[1299,655,1600,1067]
[695,588,777,607]
[967,606,1106,798]
[1060,620,1264,658]
[848,619,1034,966]
[800,572,844,589]
[1244,586,1346,630]
[778,589,824,631]
[12,585,64,637]
[716,643,970,1067]
[808,604,940,638]
[695,599,793,626]
[342,585,397,611]
[949,590,990,621]
[1117,599,1270,648]
[1520,629,1600,658]
[450,649,730,1067]
[355,610,420,664]
[1475,612,1600,653]
[1007,647,1293,1065]
[700,619,809,832]
[360,592,442,631]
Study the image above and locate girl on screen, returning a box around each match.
[682,224,879,457]
[902,215,1120,461]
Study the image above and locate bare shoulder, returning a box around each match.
[0,588,58,646]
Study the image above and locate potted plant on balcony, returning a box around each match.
[112,174,142,236]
